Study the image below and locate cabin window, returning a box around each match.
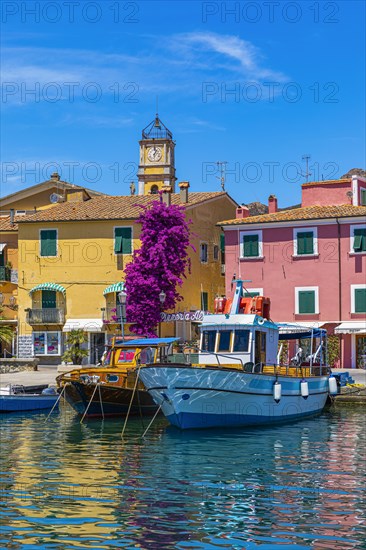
[233,330,250,352]
[40,229,57,257]
[114,227,132,254]
[139,347,156,363]
[218,330,231,352]
[117,349,136,363]
[201,331,216,352]
[107,374,119,383]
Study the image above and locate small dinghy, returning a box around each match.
[0,385,59,413]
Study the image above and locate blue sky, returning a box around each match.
[1,0,365,208]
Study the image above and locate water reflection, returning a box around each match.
[0,406,365,548]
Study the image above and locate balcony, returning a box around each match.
[26,308,65,325]
[0,267,11,282]
[102,306,124,324]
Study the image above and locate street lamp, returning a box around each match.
[118,289,127,341]
[158,290,166,338]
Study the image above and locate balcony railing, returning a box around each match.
[0,267,11,282]
[26,308,65,325]
[102,306,124,323]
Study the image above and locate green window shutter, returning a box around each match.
[201,292,208,311]
[298,291,316,314]
[244,291,260,297]
[297,231,314,255]
[361,189,366,206]
[355,289,366,313]
[220,234,225,252]
[115,228,132,254]
[353,228,366,252]
[40,230,57,257]
[243,234,259,257]
[0,251,4,267]
[42,290,56,309]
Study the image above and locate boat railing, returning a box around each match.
[192,348,244,368]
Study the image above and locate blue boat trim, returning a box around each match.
[148,385,329,398]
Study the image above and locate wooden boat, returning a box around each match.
[0,385,59,413]
[138,280,337,429]
[56,337,179,418]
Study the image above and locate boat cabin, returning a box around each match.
[199,314,279,369]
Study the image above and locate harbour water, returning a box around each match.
[1,405,365,549]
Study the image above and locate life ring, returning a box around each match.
[258,318,265,325]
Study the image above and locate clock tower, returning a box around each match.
[137,114,176,195]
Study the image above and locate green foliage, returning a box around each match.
[62,329,89,365]
[327,335,340,368]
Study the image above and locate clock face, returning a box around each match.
[147,146,162,162]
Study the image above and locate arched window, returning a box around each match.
[150,185,159,194]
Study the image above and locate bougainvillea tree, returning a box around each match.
[124,197,192,337]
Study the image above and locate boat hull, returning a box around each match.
[63,382,158,417]
[139,366,330,429]
[0,395,59,413]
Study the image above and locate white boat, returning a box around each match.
[139,280,336,429]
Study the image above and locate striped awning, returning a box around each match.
[29,283,66,296]
[103,282,125,296]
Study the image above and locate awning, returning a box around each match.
[63,319,103,332]
[278,323,327,340]
[0,244,6,253]
[103,282,125,296]
[30,283,66,296]
[335,322,366,334]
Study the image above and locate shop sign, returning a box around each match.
[160,311,206,322]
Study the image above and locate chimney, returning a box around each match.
[50,172,60,181]
[10,208,15,226]
[268,194,278,213]
[179,181,190,203]
[162,185,172,206]
[236,206,250,219]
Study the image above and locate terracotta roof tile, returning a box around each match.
[18,192,228,223]
[219,204,366,226]
[302,178,351,187]
[0,216,19,231]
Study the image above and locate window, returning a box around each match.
[201,331,216,352]
[233,330,250,352]
[218,330,231,352]
[294,227,318,256]
[201,291,208,311]
[351,226,366,253]
[240,231,262,258]
[295,287,319,314]
[114,227,132,254]
[220,233,225,264]
[213,244,219,261]
[351,285,366,313]
[40,229,57,257]
[33,331,61,355]
[360,189,366,206]
[42,290,56,309]
[200,242,208,263]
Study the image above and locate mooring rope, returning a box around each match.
[141,404,162,439]
[80,383,99,424]
[121,363,142,439]
[98,382,105,420]
[45,382,68,422]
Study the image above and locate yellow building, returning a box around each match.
[0,175,106,355]
[17,187,236,363]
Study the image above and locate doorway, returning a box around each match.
[89,333,106,365]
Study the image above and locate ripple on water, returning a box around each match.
[0,408,365,548]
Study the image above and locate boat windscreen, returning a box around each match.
[233,330,250,352]
[201,331,216,352]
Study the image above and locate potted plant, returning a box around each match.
[62,329,89,365]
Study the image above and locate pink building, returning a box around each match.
[221,175,366,369]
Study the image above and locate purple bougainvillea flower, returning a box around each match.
[124,200,192,337]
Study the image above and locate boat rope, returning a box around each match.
[80,383,99,424]
[98,383,105,420]
[45,383,68,422]
[141,404,162,439]
[121,362,142,439]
